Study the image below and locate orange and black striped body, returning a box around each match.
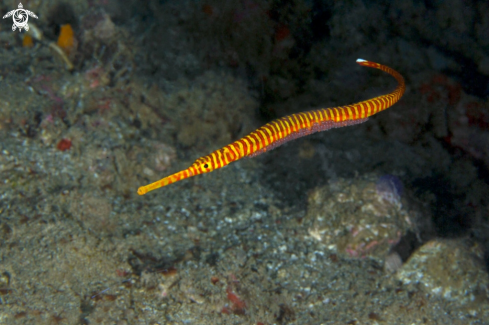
[137,59,405,195]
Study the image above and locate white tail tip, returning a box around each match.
[356,58,367,62]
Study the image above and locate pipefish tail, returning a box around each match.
[137,59,405,195]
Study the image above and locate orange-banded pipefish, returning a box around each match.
[137,59,405,195]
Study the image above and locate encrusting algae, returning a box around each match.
[22,34,34,48]
[57,24,75,54]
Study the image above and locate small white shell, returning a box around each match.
[384,252,403,273]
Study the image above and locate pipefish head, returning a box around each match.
[190,155,215,174]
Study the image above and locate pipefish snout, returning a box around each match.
[137,59,405,195]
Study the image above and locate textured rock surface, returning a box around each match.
[307,174,412,260]
[398,239,489,308]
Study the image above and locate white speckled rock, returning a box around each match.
[306,174,413,260]
[397,239,489,306]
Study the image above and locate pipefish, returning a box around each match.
[137,59,405,195]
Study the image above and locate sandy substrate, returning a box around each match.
[1,0,489,324]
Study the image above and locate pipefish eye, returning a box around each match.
[204,164,209,168]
